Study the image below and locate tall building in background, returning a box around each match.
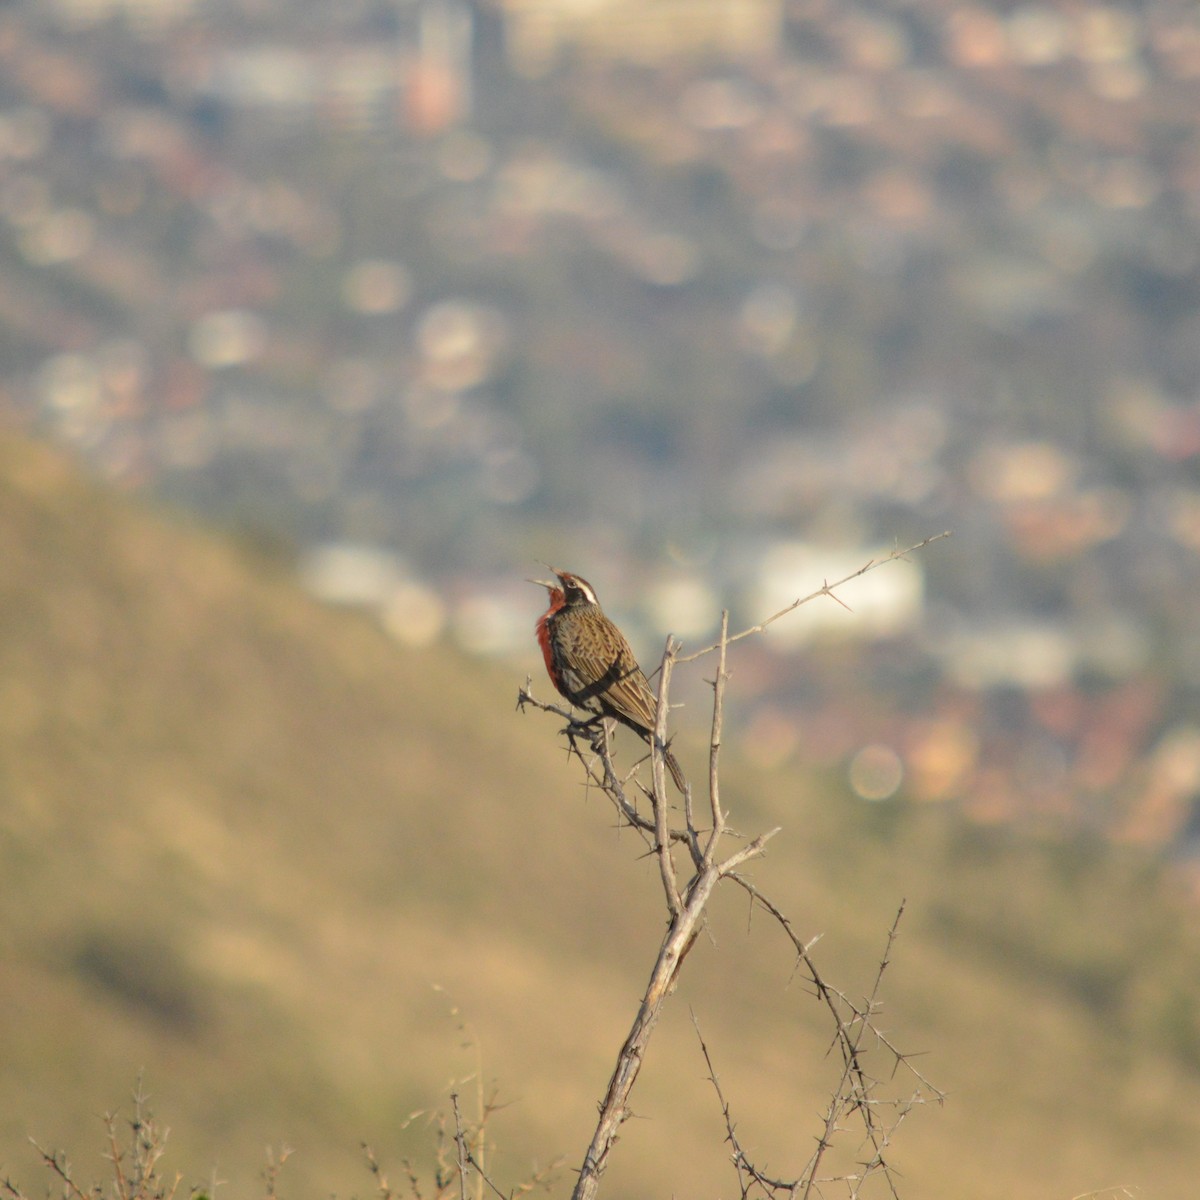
[406,0,475,135]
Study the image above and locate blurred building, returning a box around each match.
[406,0,475,135]
[499,0,783,74]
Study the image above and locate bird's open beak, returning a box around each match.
[529,563,565,587]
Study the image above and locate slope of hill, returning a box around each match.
[1,432,1199,1199]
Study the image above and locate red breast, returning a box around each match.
[533,582,566,694]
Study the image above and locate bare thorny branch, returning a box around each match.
[379,1068,562,1200]
[3,1083,187,1200]
[7,1079,562,1200]
[517,534,949,1200]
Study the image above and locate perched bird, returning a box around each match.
[531,567,687,792]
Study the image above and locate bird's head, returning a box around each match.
[528,566,598,609]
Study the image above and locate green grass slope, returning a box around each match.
[1,432,1199,1199]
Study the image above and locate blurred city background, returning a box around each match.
[7,0,1200,856]
[3,0,1200,1196]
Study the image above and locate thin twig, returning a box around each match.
[362,1144,397,1200]
[703,609,731,867]
[675,533,952,665]
[463,1151,508,1200]
[692,1010,798,1199]
[652,636,682,915]
[29,1146,91,1200]
[449,1094,469,1200]
[105,1116,129,1200]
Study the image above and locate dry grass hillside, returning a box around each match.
[1,432,1199,1199]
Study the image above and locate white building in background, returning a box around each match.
[499,0,783,75]
[298,542,446,647]
[744,541,925,649]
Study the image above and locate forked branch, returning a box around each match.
[520,536,948,1200]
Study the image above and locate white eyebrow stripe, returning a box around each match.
[572,576,598,604]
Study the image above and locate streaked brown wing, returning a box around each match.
[597,658,658,733]
[557,617,658,733]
